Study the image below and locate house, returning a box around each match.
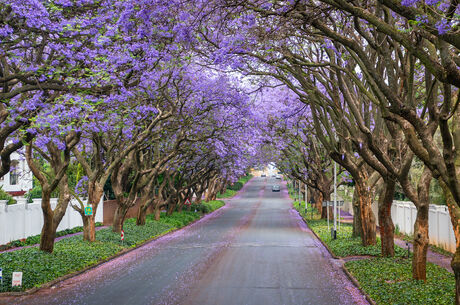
[0,151,33,196]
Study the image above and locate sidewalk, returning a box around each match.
[392,237,453,273]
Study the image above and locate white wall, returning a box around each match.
[371,200,455,253]
[0,198,103,246]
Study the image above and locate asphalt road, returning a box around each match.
[5,177,368,305]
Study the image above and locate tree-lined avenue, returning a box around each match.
[6,177,367,305]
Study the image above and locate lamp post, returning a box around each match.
[304,179,308,215]
[333,159,337,239]
[298,180,301,208]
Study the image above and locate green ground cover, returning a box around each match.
[0,223,104,251]
[0,200,224,292]
[306,218,407,257]
[346,258,455,305]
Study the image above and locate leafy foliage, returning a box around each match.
[0,187,16,205]
[346,258,455,305]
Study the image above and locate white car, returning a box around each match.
[272,185,280,192]
[275,175,281,179]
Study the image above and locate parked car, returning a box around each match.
[275,175,281,179]
[272,185,280,192]
[261,174,266,177]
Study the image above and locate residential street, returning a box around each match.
[6,177,368,305]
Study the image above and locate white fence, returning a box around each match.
[371,200,455,253]
[0,198,103,246]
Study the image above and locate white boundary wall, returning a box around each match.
[0,198,103,246]
[371,200,455,252]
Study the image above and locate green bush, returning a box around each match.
[346,258,454,304]
[0,187,16,205]
[227,181,243,191]
[25,186,42,203]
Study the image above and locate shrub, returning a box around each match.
[227,181,243,191]
[25,186,42,203]
[0,187,16,205]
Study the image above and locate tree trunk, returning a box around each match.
[82,215,96,241]
[39,194,56,253]
[411,166,432,280]
[82,182,103,242]
[412,204,429,280]
[39,181,71,253]
[378,179,395,257]
[167,202,175,216]
[438,179,460,304]
[352,187,362,238]
[112,204,128,233]
[195,191,203,204]
[136,204,148,226]
[356,183,377,246]
[155,205,161,221]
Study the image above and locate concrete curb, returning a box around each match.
[0,206,225,297]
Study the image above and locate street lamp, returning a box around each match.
[333,158,337,240]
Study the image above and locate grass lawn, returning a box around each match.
[0,200,224,292]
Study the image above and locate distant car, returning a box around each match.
[275,175,281,179]
[261,174,266,177]
[272,185,280,192]
[272,174,276,177]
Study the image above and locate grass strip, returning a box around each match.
[345,258,455,305]
[0,200,224,292]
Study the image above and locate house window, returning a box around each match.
[10,160,19,185]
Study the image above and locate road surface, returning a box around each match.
[4,177,368,305]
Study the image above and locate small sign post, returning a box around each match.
[121,229,124,245]
[184,198,191,206]
[12,272,22,287]
[84,206,93,216]
[0,268,3,285]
